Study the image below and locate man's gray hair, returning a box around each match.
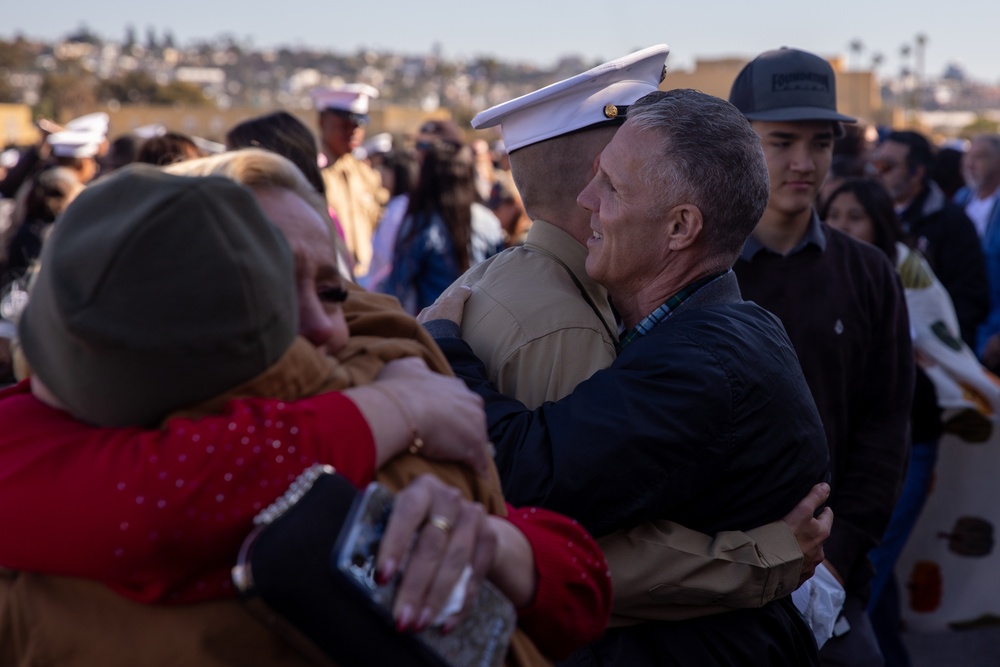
[626,89,769,261]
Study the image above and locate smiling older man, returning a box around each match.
[423,88,829,666]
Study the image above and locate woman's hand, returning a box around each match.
[376,474,498,632]
[342,358,492,475]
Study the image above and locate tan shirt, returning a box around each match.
[321,154,386,277]
[453,219,802,625]
[459,220,618,409]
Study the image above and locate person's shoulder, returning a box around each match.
[822,226,905,309]
[0,379,60,419]
[824,223,895,268]
[469,245,570,293]
[465,248,608,333]
[940,199,978,228]
[670,298,789,342]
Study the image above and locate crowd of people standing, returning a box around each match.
[0,39,999,667]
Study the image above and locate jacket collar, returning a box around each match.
[671,270,742,317]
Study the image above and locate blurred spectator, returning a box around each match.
[955,134,1000,369]
[487,170,531,247]
[414,118,465,151]
[818,154,867,210]
[492,139,511,172]
[871,130,988,349]
[931,143,968,201]
[361,148,420,292]
[834,121,879,161]
[0,149,19,184]
[2,167,84,288]
[136,132,203,166]
[360,131,394,171]
[386,140,502,314]
[314,84,387,278]
[823,176,1000,667]
[103,135,140,172]
[471,138,497,202]
[226,111,326,196]
[225,110,354,282]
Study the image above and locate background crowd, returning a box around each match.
[1,42,999,667]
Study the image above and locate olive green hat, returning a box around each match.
[18,164,297,426]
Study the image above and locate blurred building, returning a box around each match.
[0,104,41,146]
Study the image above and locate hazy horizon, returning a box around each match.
[9,0,1000,84]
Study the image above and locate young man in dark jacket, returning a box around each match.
[730,47,914,667]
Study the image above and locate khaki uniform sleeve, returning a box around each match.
[600,519,802,626]
[495,328,616,409]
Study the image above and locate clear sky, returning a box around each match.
[8,0,1000,84]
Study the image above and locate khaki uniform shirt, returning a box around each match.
[454,219,803,625]
[459,220,618,408]
[321,154,386,278]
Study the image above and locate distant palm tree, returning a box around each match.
[849,39,864,70]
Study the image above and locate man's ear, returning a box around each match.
[666,204,704,251]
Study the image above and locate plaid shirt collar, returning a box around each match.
[616,270,727,352]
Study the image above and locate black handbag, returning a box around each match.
[231,464,515,667]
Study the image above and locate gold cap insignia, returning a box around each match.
[603,104,619,119]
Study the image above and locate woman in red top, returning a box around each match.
[0,150,610,660]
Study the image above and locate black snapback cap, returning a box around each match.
[729,47,857,124]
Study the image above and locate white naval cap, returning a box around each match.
[312,83,380,117]
[47,130,104,158]
[132,123,166,139]
[65,112,110,137]
[0,148,19,169]
[363,132,393,156]
[192,135,226,155]
[472,44,670,153]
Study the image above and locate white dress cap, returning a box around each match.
[472,44,670,153]
[0,148,20,169]
[47,130,104,158]
[363,132,393,155]
[192,136,226,155]
[311,84,380,115]
[65,112,110,137]
[132,124,166,139]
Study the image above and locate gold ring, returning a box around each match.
[428,515,453,536]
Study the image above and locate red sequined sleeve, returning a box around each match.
[0,381,376,603]
[504,503,612,659]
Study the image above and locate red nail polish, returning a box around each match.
[415,606,432,632]
[396,604,413,632]
[378,559,396,585]
[441,615,460,635]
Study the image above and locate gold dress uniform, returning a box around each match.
[322,153,386,278]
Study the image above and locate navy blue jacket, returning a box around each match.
[429,271,829,665]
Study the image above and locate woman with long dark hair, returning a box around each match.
[824,177,1000,667]
[386,140,502,314]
